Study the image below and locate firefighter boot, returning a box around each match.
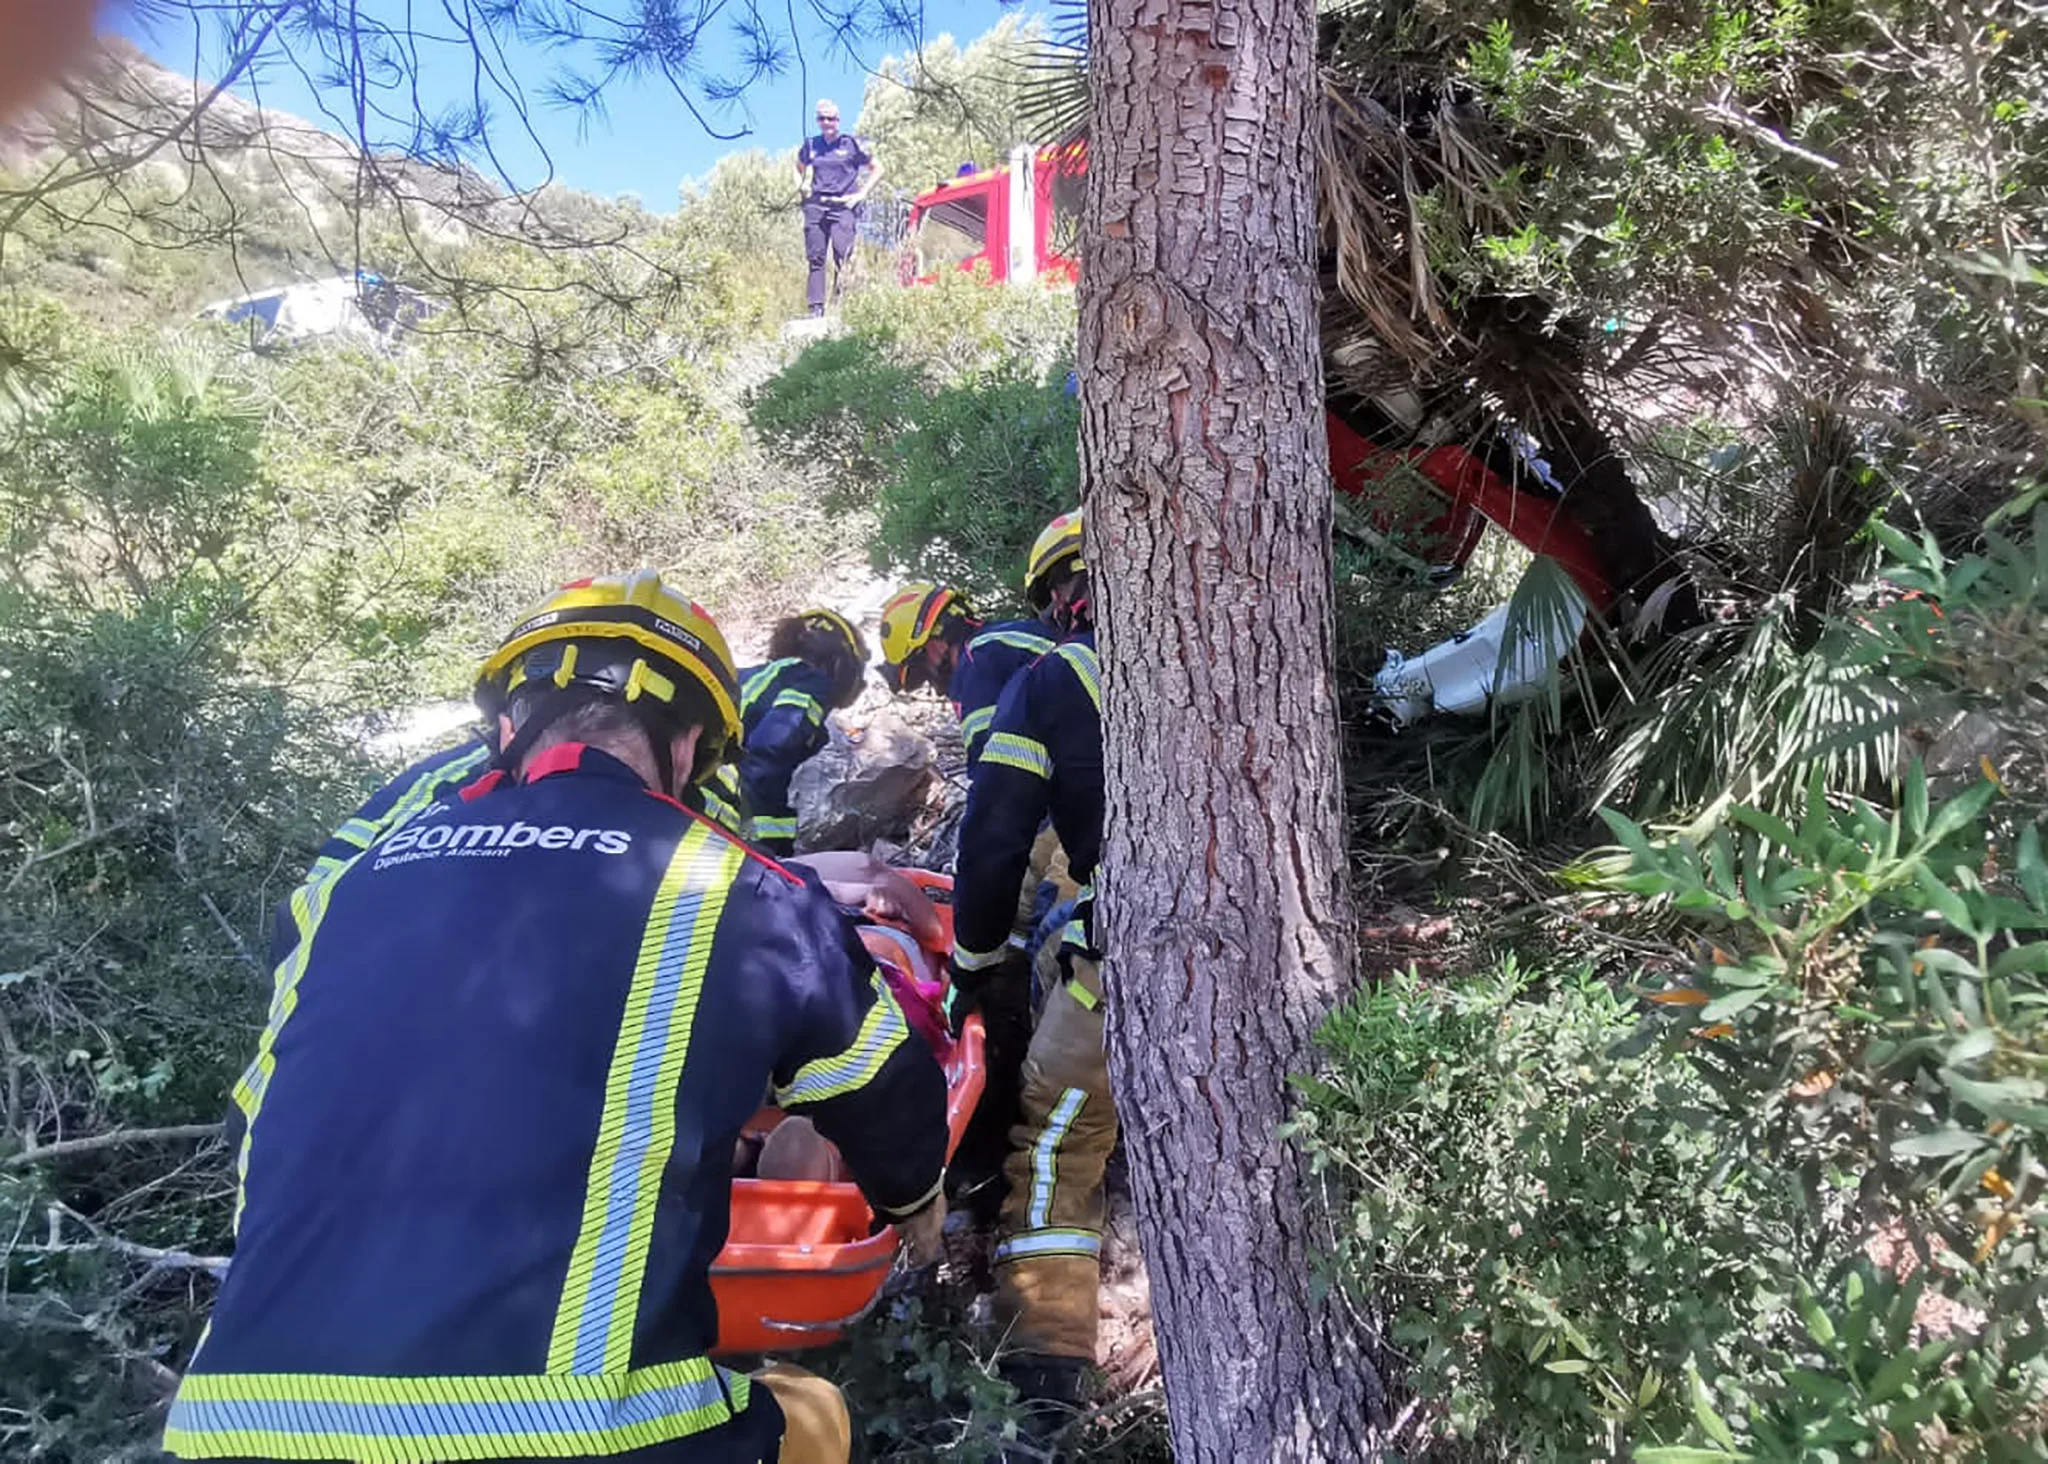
[998,1351,1089,1459]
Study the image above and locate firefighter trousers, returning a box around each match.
[993,953,1115,1361]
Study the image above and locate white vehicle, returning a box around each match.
[195,272,435,344]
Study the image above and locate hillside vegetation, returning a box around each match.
[1,7,2044,1462]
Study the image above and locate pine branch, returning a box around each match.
[3,1123,223,1170]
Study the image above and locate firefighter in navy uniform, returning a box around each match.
[876,553,1076,1220]
[942,512,1108,1431]
[875,584,1055,771]
[737,609,867,855]
[166,572,946,1464]
[286,676,746,967]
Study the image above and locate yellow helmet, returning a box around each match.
[1025,508,1085,611]
[795,607,866,667]
[878,583,972,692]
[476,571,741,782]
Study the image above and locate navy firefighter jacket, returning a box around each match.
[279,737,747,961]
[168,744,947,1463]
[948,618,1056,768]
[951,632,1103,986]
[737,658,837,854]
[307,734,493,880]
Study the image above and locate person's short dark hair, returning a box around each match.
[769,616,868,710]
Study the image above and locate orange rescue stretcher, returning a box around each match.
[710,869,985,1355]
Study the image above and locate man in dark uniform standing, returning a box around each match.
[794,99,882,317]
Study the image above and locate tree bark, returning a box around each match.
[1079,0,1385,1457]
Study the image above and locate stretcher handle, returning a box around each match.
[759,1287,890,1335]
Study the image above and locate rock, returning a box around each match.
[792,708,937,852]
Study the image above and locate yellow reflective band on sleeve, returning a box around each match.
[981,733,1051,779]
[162,1358,749,1461]
[548,824,747,1376]
[970,629,1055,656]
[740,659,802,718]
[959,705,996,746]
[754,815,797,842]
[952,942,1008,973]
[1053,643,1101,711]
[390,746,491,825]
[772,688,825,725]
[775,973,911,1107]
[229,847,361,1225]
[331,817,381,850]
[697,792,743,836]
[1063,978,1099,1011]
[994,1227,1102,1265]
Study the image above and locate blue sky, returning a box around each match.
[116,1,1035,207]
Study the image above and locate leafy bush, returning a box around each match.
[1576,511,2048,1458]
[747,317,1079,609]
[0,339,267,604]
[745,332,927,503]
[817,1289,1169,1462]
[838,268,1077,382]
[1292,959,1812,1459]
[0,583,370,1456]
[871,367,1079,610]
[1303,501,2048,1460]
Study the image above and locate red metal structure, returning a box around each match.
[900,150,1614,609]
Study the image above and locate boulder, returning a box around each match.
[792,709,937,852]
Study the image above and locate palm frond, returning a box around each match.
[1013,0,1088,145]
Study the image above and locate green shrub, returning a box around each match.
[838,268,1076,382]
[748,326,1078,609]
[872,367,1079,611]
[1583,504,2048,1459]
[816,1289,1169,1462]
[1291,958,1812,1459]
[0,584,370,1456]
[1588,757,2048,1459]
[1301,501,2048,1460]
[745,332,927,504]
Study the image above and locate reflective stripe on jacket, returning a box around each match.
[948,619,1056,768]
[952,633,1103,979]
[737,659,834,853]
[308,737,493,882]
[169,744,947,1461]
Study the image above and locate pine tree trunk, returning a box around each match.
[1078,0,1387,1456]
